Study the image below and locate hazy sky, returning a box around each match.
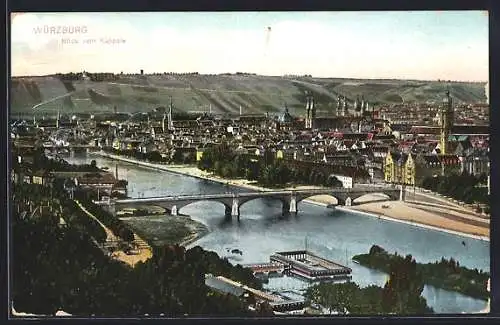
[11,11,488,81]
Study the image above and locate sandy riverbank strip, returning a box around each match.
[342,203,489,241]
[111,240,153,267]
[91,151,490,242]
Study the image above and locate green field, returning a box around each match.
[120,214,208,247]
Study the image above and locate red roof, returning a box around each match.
[438,155,460,165]
[409,126,440,135]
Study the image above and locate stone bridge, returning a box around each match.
[112,186,403,220]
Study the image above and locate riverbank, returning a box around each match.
[91,151,489,242]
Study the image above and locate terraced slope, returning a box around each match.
[11,74,487,116]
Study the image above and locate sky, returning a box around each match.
[11,11,489,81]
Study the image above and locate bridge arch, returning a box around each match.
[295,194,342,206]
[174,199,233,216]
[237,196,288,209]
[351,192,398,204]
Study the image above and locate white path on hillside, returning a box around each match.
[75,200,118,242]
[75,199,152,266]
[32,91,77,111]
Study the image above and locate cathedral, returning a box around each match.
[304,92,374,130]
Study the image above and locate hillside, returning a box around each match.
[10,74,487,117]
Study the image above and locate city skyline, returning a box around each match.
[11,11,488,81]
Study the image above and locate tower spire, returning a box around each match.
[162,111,166,133]
[440,89,454,156]
[305,92,311,129]
[310,94,315,129]
[168,96,174,131]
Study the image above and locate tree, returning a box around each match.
[326,175,343,188]
[198,148,215,171]
[147,151,163,162]
[381,254,431,314]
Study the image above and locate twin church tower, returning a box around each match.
[303,89,453,154]
[304,91,370,129]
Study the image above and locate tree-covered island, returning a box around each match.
[352,245,489,301]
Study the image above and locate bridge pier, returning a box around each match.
[345,197,352,207]
[171,205,178,216]
[231,198,240,220]
[109,203,116,216]
[289,195,297,214]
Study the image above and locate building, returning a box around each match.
[329,174,353,188]
[337,95,348,117]
[74,172,118,196]
[31,170,54,186]
[276,104,294,131]
[414,153,460,181]
[384,151,416,185]
[461,149,489,176]
[204,274,248,299]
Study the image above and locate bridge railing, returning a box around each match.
[114,187,400,203]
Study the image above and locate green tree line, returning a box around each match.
[421,172,489,211]
[305,253,433,315]
[198,143,344,188]
[104,147,196,165]
[12,184,267,317]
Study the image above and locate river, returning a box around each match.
[65,154,490,314]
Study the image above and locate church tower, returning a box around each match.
[310,95,316,129]
[361,96,366,116]
[305,92,311,128]
[167,96,174,131]
[337,95,342,117]
[439,90,454,155]
[355,96,363,116]
[162,111,166,133]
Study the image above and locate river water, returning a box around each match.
[66,154,490,313]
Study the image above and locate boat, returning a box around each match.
[231,248,243,255]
